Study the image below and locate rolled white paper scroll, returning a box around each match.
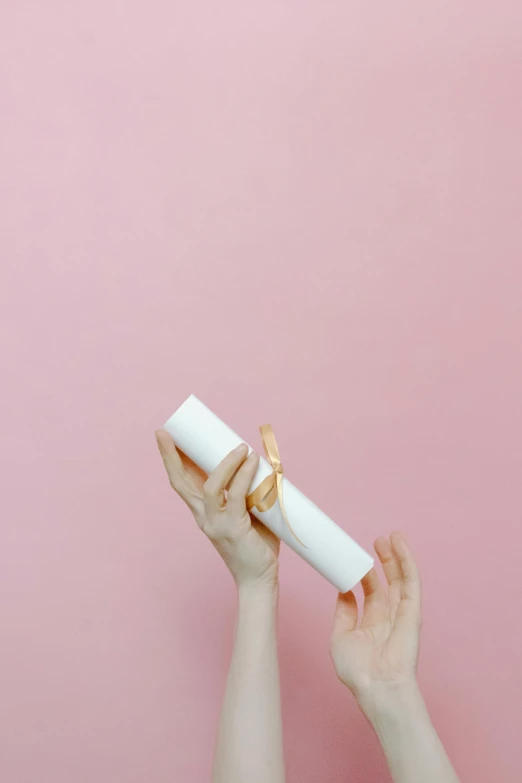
[163,395,373,592]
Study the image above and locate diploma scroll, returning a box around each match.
[164,395,373,592]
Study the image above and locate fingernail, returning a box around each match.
[247,450,259,461]
[234,443,248,453]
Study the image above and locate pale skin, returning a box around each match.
[156,430,460,783]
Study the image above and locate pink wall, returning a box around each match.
[1,2,521,781]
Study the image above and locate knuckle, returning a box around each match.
[202,521,217,540]
[226,522,243,540]
[207,524,234,543]
[169,476,183,494]
[205,518,244,544]
[230,513,250,538]
[226,487,243,503]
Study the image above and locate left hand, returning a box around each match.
[156,430,280,591]
[330,532,422,712]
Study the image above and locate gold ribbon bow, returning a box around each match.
[246,425,306,547]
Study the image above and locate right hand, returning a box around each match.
[330,533,422,712]
[155,430,280,591]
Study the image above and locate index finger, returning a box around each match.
[203,444,249,500]
[155,429,202,510]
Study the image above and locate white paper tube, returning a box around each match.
[163,395,373,592]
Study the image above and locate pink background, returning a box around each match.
[1,2,521,781]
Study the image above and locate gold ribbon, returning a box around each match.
[246,424,306,547]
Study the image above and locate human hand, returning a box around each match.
[155,430,280,591]
[330,533,422,714]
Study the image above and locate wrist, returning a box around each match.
[236,566,279,597]
[236,581,279,631]
[237,579,279,604]
[357,680,425,727]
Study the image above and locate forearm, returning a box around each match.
[212,584,285,783]
[362,684,460,783]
